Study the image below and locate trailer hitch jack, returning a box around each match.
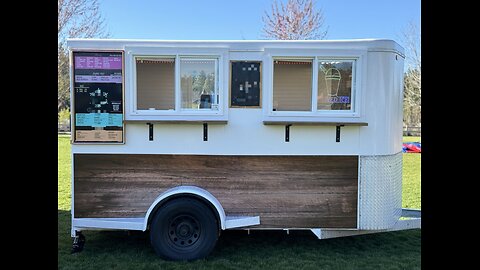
[71,231,85,254]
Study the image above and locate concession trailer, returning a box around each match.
[67,39,421,260]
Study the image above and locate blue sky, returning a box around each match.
[100,0,420,41]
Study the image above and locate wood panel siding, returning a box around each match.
[74,154,358,228]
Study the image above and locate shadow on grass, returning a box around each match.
[59,210,420,270]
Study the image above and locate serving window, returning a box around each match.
[132,54,222,117]
[271,57,358,116]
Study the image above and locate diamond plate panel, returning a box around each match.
[359,152,402,230]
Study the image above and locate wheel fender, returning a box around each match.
[143,186,226,231]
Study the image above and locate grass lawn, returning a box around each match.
[403,136,421,143]
[58,135,421,269]
[402,136,421,209]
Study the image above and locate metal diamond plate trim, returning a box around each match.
[359,152,402,230]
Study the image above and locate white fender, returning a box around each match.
[143,186,227,231]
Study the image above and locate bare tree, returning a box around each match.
[262,0,327,40]
[402,22,421,72]
[401,21,421,128]
[58,0,109,111]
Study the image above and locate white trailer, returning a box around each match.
[67,39,420,260]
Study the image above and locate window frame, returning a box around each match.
[264,49,366,121]
[125,46,228,121]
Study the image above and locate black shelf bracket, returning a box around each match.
[147,123,154,141]
[285,124,292,142]
[336,125,344,142]
[203,123,208,141]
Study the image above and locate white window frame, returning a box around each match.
[263,49,366,123]
[124,46,228,121]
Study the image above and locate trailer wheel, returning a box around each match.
[149,198,219,261]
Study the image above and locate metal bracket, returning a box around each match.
[336,125,344,142]
[203,123,208,141]
[285,124,292,142]
[147,123,153,141]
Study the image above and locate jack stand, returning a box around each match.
[71,231,85,254]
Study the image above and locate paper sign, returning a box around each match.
[107,114,123,127]
[75,75,122,84]
[72,51,124,143]
[74,56,122,70]
[75,130,123,142]
[75,113,92,126]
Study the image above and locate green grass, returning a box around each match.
[403,136,421,143]
[403,153,421,209]
[58,134,71,211]
[402,136,421,208]
[58,135,421,269]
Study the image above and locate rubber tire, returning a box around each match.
[150,198,219,261]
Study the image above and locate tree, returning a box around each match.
[58,0,109,111]
[193,71,207,100]
[202,73,215,94]
[401,22,421,127]
[57,45,70,111]
[262,0,327,40]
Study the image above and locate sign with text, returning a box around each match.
[72,51,124,143]
[230,61,261,107]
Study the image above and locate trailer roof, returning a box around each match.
[66,38,404,56]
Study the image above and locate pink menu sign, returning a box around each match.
[75,56,122,70]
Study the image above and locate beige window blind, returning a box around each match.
[273,60,312,111]
[136,58,175,110]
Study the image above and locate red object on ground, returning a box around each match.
[402,142,421,153]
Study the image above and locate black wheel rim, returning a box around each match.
[168,215,201,248]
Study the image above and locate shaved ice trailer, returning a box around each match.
[67,39,421,260]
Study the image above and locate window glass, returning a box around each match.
[180,59,218,110]
[136,57,175,110]
[272,59,312,111]
[317,61,353,111]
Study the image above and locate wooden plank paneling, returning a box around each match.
[74,154,358,228]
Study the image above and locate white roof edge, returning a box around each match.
[66,38,404,55]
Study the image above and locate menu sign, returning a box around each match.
[230,61,261,107]
[72,51,124,143]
